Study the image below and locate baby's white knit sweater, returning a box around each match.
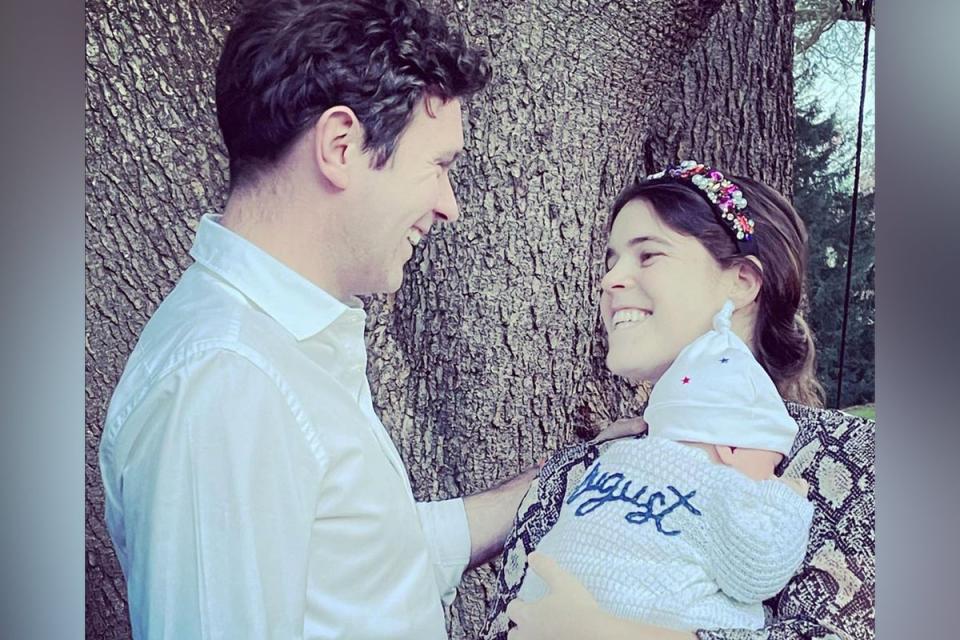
[518,436,814,631]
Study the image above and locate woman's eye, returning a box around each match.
[639,252,661,264]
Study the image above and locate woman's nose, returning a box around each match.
[600,263,634,293]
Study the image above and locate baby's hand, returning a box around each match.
[778,476,809,497]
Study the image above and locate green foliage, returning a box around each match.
[794,102,875,407]
[843,404,876,421]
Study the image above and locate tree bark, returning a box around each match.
[643,0,796,195]
[85,1,795,638]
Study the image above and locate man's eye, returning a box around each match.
[639,252,661,264]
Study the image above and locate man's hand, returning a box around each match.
[592,417,647,444]
[462,463,541,567]
[465,416,647,567]
[506,553,697,640]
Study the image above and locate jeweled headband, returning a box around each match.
[646,160,757,255]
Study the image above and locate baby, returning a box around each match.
[516,300,814,632]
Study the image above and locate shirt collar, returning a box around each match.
[189,213,364,340]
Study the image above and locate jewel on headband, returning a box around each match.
[648,160,756,244]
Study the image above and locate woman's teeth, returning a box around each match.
[407,229,423,246]
[611,309,650,329]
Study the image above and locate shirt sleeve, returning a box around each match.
[706,477,814,604]
[415,498,472,605]
[116,349,326,640]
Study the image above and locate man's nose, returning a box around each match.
[434,173,460,223]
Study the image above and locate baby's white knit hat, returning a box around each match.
[643,300,799,456]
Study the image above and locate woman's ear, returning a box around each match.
[727,256,763,310]
[311,105,363,190]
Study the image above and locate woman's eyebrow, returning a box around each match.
[625,235,671,248]
[605,235,672,262]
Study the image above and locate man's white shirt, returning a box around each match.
[99,214,471,639]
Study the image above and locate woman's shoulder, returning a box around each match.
[779,401,873,574]
[767,403,875,638]
[781,402,874,473]
[785,401,874,433]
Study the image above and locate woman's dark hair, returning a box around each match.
[609,175,825,407]
[215,0,491,191]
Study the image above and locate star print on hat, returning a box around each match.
[642,300,799,456]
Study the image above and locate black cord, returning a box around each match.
[834,0,874,408]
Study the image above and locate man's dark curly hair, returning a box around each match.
[215,0,491,191]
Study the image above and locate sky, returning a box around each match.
[797,20,876,188]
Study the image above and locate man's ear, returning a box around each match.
[311,106,363,190]
[727,256,763,310]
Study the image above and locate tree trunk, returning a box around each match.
[85,1,795,638]
[643,0,796,195]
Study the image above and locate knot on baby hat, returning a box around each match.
[642,300,799,456]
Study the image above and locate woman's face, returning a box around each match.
[600,198,734,383]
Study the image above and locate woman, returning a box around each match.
[481,162,875,640]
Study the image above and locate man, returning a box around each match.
[99,1,535,637]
